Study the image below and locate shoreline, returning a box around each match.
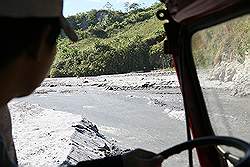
[10,70,249,166]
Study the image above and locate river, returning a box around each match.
[12,71,249,166]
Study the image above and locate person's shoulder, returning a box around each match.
[0,135,17,167]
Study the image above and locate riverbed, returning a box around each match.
[10,70,249,166]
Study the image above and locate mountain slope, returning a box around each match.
[50,3,169,77]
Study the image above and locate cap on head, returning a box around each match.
[0,0,78,42]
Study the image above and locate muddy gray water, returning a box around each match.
[16,86,194,166]
[203,88,250,141]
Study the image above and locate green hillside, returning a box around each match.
[192,14,249,68]
[50,3,169,77]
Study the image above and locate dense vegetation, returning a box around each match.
[50,3,169,77]
[192,14,249,68]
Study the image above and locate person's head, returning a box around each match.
[0,18,61,97]
[0,0,78,104]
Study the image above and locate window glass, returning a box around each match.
[192,15,250,141]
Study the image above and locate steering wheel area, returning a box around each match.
[158,136,250,167]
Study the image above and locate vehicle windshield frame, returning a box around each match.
[180,1,250,166]
[162,0,250,166]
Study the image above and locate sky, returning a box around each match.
[64,0,158,16]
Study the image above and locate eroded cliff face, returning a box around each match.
[61,118,126,166]
[209,53,249,96]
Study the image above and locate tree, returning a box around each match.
[104,2,113,10]
[129,3,140,11]
[124,2,130,12]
